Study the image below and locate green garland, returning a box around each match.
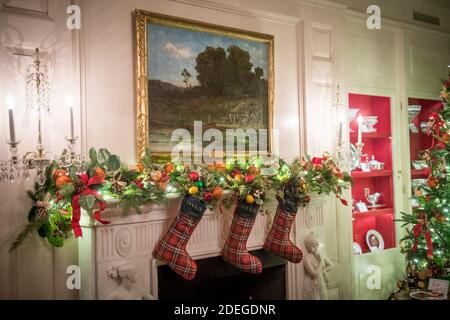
[10,149,352,250]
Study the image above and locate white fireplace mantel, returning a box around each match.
[78,195,327,300]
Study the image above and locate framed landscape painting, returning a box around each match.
[135,10,274,161]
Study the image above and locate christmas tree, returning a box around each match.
[398,78,450,291]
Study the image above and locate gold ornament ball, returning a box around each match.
[246,195,254,204]
[188,186,199,195]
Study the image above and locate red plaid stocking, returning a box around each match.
[222,201,262,274]
[153,196,206,280]
[263,196,303,263]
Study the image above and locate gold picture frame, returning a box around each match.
[135,10,274,161]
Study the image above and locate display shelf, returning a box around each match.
[349,93,396,254]
[352,212,395,254]
[350,132,391,139]
[352,208,394,217]
[351,170,392,178]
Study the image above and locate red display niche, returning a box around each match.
[349,93,396,254]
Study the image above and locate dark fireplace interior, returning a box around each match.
[157,249,286,300]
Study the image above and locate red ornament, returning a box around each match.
[94,167,106,180]
[427,177,438,189]
[445,80,450,88]
[245,174,255,183]
[303,195,311,203]
[311,157,323,165]
[203,192,213,202]
[189,172,199,181]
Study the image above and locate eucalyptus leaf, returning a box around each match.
[89,147,98,164]
[98,148,112,164]
[80,194,96,212]
[107,155,121,172]
[47,235,64,247]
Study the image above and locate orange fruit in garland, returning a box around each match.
[212,187,223,199]
[53,169,66,182]
[159,181,167,192]
[334,170,344,179]
[247,165,260,176]
[94,167,106,180]
[165,163,175,174]
[214,163,226,172]
[246,195,254,204]
[55,175,72,188]
[135,163,144,173]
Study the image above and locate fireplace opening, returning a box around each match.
[157,250,286,300]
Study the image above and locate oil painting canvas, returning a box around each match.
[136,11,273,159]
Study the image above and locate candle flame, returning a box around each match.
[357,115,363,124]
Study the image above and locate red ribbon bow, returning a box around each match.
[412,222,433,259]
[336,194,348,206]
[71,173,109,238]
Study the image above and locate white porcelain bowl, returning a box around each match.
[408,105,422,120]
[362,116,378,133]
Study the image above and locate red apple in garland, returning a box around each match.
[189,172,199,182]
[245,174,255,183]
[203,192,213,202]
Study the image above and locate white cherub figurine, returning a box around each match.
[303,232,333,300]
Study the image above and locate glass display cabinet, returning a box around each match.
[348,93,396,254]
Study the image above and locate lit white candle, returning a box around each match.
[357,115,363,145]
[67,95,75,139]
[6,96,16,143]
[337,110,345,146]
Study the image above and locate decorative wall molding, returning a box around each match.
[311,22,333,62]
[409,44,443,80]
[0,0,53,21]
[170,0,301,26]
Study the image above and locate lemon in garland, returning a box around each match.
[189,186,199,195]
[246,195,254,204]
